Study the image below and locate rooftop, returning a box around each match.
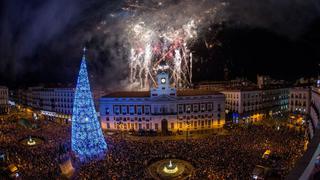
[177,90,221,96]
[221,86,290,92]
[102,91,150,98]
[102,89,222,98]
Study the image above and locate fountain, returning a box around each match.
[163,160,179,174]
[19,136,44,147]
[147,159,194,179]
[27,136,36,146]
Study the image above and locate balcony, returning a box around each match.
[151,112,177,116]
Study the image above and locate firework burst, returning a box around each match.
[95,0,227,90]
[125,1,225,90]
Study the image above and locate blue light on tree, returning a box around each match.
[71,48,107,161]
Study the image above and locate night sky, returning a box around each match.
[1,0,320,89]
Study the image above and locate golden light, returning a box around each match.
[262,150,271,159]
[163,160,178,174]
[8,164,18,172]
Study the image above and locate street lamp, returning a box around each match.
[186,120,191,142]
[117,121,124,139]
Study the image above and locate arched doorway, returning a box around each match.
[161,119,168,135]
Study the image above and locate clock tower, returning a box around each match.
[150,72,176,97]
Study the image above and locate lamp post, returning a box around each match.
[186,120,191,142]
[117,121,124,139]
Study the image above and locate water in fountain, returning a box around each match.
[163,160,178,174]
[27,136,36,146]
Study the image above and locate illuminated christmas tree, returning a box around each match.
[71,47,107,161]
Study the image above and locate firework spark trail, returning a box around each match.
[128,19,198,90]
[95,0,228,90]
[123,0,227,90]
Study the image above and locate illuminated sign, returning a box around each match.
[41,110,57,117]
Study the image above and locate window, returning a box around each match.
[155,123,158,130]
[121,106,127,115]
[193,104,199,112]
[178,104,184,114]
[169,105,175,113]
[114,106,120,115]
[154,106,159,113]
[200,104,206,112]
[137,106,142,115]
[186,105,191,113]
[160,106,168,114]
[171,123,174,129]
[207,103,213,111]
[145,106,150,114]
[129,105,135,115]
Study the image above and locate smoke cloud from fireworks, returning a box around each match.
[1,0,320,88]
[93,0,227,90]
[91,0,320,90]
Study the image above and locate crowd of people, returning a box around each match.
[0,116,70,179]
[75,124,305,179]
[0,115,306,179]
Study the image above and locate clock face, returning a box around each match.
[161,78,166,84]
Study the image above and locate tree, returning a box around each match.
[71,48,107,161]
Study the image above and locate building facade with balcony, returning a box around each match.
[99,72,225,133]
[10,86,75,122]
[222,87,289,121]
[287,86,320,180]
[33,87,74,121]
[289,87,311,115]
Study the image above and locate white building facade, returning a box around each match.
[289,87,311,115]
[222,88,289,121]
[11,87,75,122]
[100,73,225,133]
